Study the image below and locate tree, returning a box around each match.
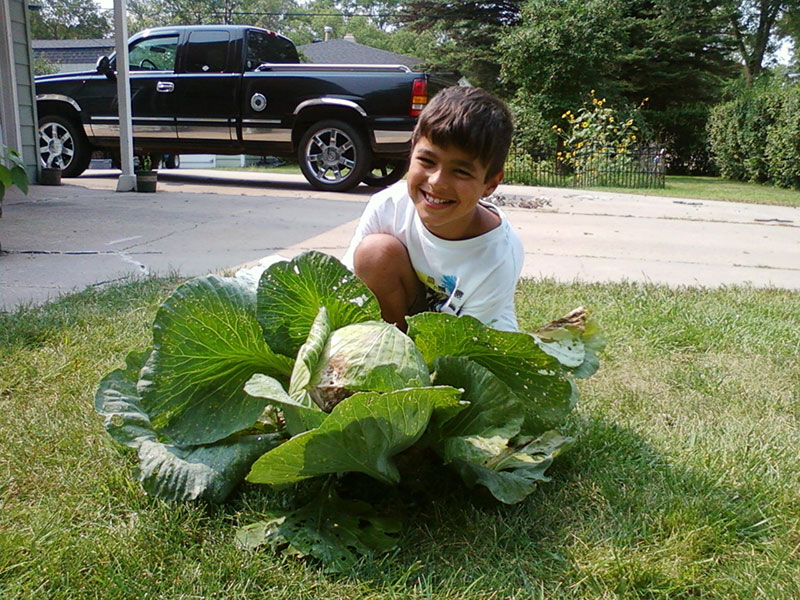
[126,0,297,30]
[399,1,525,92]
[501,0,738,170]
[126,0,355,45]
[30,0,112,39]
[723,0,800,82]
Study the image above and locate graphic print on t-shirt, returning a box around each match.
[416,270,464,315]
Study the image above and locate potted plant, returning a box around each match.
[40,165,62,185]
[135,154,158,193]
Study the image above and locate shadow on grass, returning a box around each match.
[297,415,778,596]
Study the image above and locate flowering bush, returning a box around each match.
[552,91,648,186]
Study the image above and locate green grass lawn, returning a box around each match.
[594,175,800,207]
[2,278,798,599]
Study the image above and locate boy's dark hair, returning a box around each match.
[412,86,514,181]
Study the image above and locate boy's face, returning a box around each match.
[406,136,503,240]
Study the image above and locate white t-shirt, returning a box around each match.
[342,181,524,331]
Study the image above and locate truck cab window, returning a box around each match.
[128,35,178,71]
[245,30,299,71]
[184,30,231,73]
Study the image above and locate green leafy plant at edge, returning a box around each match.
[0,144,29,203]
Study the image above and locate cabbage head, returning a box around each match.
[307,320,431,411]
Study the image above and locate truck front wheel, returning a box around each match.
[38,115,91,177]
[298,120,371,192]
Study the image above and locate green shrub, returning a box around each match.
[764,87,800,189]
[707,76,800,189]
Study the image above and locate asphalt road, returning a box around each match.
[1,168,798,310]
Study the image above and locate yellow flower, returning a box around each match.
[582,122,588,128]
[590,89,595,95]
[609,117,614,123]
[626,119,633,126]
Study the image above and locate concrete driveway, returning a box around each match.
[1,168,798,310]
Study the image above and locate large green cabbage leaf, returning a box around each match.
[426,356,570,503]
[427,356,522,441]
[95,349,282,503]
[94,349,156,448]
[137,275,294,445]
[407,313,577,435]
[137,433,281,503]
[256,251,381,358]
[247,386,463,486]
[445,431,574,504]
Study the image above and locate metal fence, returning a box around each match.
[503,144,666,189]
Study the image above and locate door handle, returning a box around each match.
[156,81,175,93]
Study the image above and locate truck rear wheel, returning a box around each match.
[38,115,91,177]
[298,120,371,192]
[362,158,408,188]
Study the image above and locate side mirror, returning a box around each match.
[96,55,115,79]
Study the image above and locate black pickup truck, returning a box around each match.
[34,25,451,191]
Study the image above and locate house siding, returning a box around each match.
[11,0,37,177]
[0,0,37,179]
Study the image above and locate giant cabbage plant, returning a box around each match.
[95,251,603,568]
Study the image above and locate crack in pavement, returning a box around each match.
[117,223,203,251]
[3,249,154,275]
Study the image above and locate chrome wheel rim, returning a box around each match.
[304,127,357,184]
[38,121,75,169]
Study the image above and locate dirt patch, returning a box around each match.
[485,193,553,209]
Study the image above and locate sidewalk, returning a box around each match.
[1,169,798,310]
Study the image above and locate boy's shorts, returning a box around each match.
[409,281,440,316]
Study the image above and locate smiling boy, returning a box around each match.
[342,86,523,332]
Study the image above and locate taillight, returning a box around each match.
[410,78,428,117]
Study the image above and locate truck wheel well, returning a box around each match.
[37,100,83,130]
[292,107,366,147]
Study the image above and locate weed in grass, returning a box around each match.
[1,277,799,599]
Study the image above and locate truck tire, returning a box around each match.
[362,158,408,188]
[298,120,371,192]
[38,115,91,177]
